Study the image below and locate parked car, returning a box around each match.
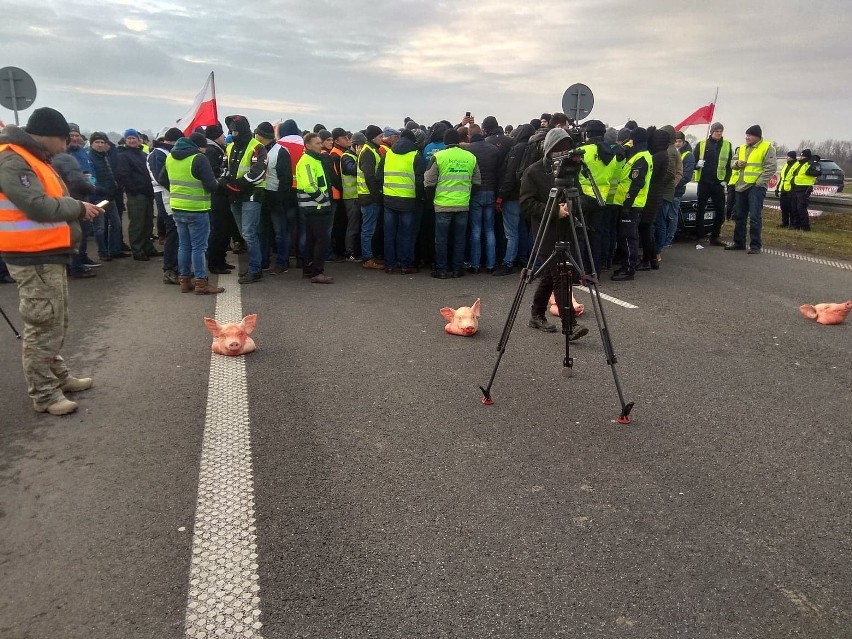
[816,159,845,192]
[677,181,716,236]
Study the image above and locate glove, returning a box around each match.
[696,160,705,169]
[495,197,503,213]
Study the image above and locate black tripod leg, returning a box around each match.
[0,305,21,339]
[554,245,574,374]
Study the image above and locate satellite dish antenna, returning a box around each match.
[0,67,37,126]
[561,83,594,122]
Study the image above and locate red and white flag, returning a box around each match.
[175,72,218,136]
[674,102,716,131]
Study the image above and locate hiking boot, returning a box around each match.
[34,396,78,416]
[611,268,635,281]
[747,247,762,255]
[529,315,557,333]
[310,274,334,284]
[430,270,450,279]
[238,271,263,284]
[163,269,179,285]
[179,276,195,293]
[194,278,224,294]
[362,258,385,270]
[569,323,589,341]
[60,376,93,392]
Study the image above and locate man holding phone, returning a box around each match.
[87,132,127,260]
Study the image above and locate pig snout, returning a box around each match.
[459,323,477,336]
[219,330,246,353]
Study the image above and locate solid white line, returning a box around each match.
[575,285,639,309]
[185,273,264,639]
[762,248,852,270]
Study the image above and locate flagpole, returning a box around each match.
[210,71,216,101]
[702,86,719,144]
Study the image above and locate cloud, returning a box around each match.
[122,18,148,32]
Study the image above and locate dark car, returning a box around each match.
[817,159,845,192]
[676,181,715,236]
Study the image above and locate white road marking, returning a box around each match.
[185,273,264,638]
[761,248,852,270]
[575,286,639,309]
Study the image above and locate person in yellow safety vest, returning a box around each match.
[159,132,222,295]
[340,131,364,261]
[0,107,105,416]
[610,127,653,281]
[669,131,696,247]
[726,125,776,254]
[357,124,386,269]
[692,122,733,246]
[789,148,821,231]
[295,132,335,284]
[775,150,799,228]
[328,128,351,259]
[424,128,480,278]
[378,128,426,274]
[223,114,267,283]
[725,148,739,221]
[576,119,618,276]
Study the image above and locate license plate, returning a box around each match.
[705,211,714,220]
[824,175,839,180]
[687,212,696,221]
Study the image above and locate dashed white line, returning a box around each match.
[761,248,852,270]
[575,286,639,309]
[185,272,264,639]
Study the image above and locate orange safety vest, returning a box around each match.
[328,146,344,200]
[0,143,72,253]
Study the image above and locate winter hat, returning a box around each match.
[674,130,686,141]
[318,129,333,142]
[745,125,762,138]
[89,131,110,145]
[800,149,812,158]
[205,124,223,140]
[710,122,724,133]
[164,127,183,143]
[413,128,426,147]
[365,125,383,141]
[543,127,571,157]
[617,128,632,144]
[124,128,141,140]
[382,126,400,138]
[312,123,327,133]
[629,127,648,146]
[540,113,552,122]
[189,132,208,148]
[659,124,675,136]
[583,119,606,137]
[400,128,416,143]
[481,115,499,134]
[255,121,275,140]
[351,131,367,145]
[68,122,81,134]
[624,120,638,130]
[225,115,252,135]
[786,150,798,159]
[604,127,618,145]
[404,120,419,131]
[443,128,461,146]
[331,127,348,140]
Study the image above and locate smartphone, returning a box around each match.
[465,111,471,118]
[96,199,110,208]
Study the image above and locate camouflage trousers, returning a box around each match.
[6,263,71,407]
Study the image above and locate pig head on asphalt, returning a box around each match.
[440,299,481,336]
[798,300,852,325]
[204,314,258,355]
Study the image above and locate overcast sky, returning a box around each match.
[2,0,850,148]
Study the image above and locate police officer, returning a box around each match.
[693,122,732,245]
[611,128,653,281]
[775,150,798,228]
[576,119,617,275]
[789,149,821,231]
[0,107,104,415]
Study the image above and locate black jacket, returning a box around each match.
[642,129,670,224]
[520,157,571,254]
[498,124,535,201]
[357,141,382,206]
[51,152,95,200]
[115,146,154,196]
[377,137,426,212]
[158,138,218,196]
[466,134,503,192]
[88,148,118,200]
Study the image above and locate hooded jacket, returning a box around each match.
[158,136,219,197]
[642,128,670,223]
[378,136,426,212]
[0,125,85,265]
[498,123,535,201]
[658,125,682,203]
[466,133,503,192]
[675,141,695,198]
[277,119,304,190]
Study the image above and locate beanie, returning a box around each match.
[710,122,724,133]
[89,131,110,145]
[331,127,348,140]
[24,108,71,138]
[604,127,618,145]
[400,128,416,143]
[583,119,606,137]
[481,115,499,133]
[312,123,327,133]
[674,130,685,141]
[365,124,383,141]
[404,120,419,131]
[617,128,631,144]
[318,129,333,142]
[205,124,223,141]
[382,126,400,138]
[624,120,638,130]
[629,127,648,146]
[164,127,183,143]
[124,128,141,140]
[350,131,367,145]
[745,125,762,137]
[413,128,426,147]
[68,122,81,134]
[255,121,275,139]
[189,132,208,148]
[443,128,460,146]
[800,149,812,158]
[540,113,552,122]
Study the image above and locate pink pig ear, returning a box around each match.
[471,298,481,318]
[241,314,258,335]
[204,317,223,337]
[439,307,456,322]
[799,304,818,320]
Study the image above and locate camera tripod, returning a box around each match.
[479,161,634,424]
[0,303,22,339]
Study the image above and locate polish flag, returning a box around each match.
[175,72,218,136]
[674,103,716,131]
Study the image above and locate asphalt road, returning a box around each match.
[1,237,850,639]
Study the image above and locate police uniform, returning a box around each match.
[789,150,821,231]
[611,129,653,280]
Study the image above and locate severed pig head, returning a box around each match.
[204,314,258,355]
[440,299,481,336]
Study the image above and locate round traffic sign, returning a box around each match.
[0,67,37,112]
[561,83,594,122]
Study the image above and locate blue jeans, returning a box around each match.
[360,202,380,260]
[469,190,496,269]
[270,194,296,268]
[665,197,681,246]
[501,199,520,267]
[231,200,262,273]
[435,211,468,272]
[734,186,766,250]
[173,211,211,279]
[91,211,106,257]
[384,207,416,269]
[100,201,123,255]
[656,200,678,252]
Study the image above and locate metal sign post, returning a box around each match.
[0,67,37,125]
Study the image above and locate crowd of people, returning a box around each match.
[1,104,804,414]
